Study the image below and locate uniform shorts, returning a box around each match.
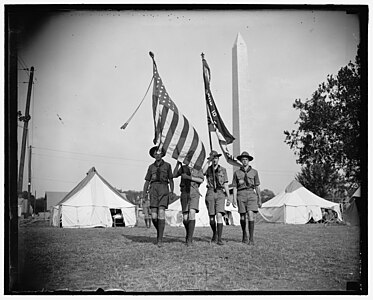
[180,190,200,213]
[205,189,226,216]
[237,189,259,213]
[149,182,169,209]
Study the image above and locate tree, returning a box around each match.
[284,47,362,196]
[260,189,275,203]
[295,164,339,199]
[120,190,142,205]
[30,197,47,214]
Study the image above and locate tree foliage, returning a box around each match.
[30,197,47,214]
[119,189,142,205]
[260,189,275,203]
[295,164,339,199]
[284,47,362,196]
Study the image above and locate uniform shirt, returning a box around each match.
[145,159,173,184]
[232,166,260,190]
[176,165,204,193]
[205,165,228,189]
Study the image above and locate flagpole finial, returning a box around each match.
[149,51,154,59]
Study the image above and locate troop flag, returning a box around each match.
[202,54,242,167]
[150,52,206,170]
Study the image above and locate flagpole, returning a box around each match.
[201,53,216,192]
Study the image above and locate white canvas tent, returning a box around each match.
[259,180,342,224]
[225,202,240,225]
[165,199,211,227]
[165,185,241,227]
[51,167,136,228]
[165,185,210,227]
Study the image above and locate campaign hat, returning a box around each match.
[208,150,222,160]
[237,151,253,161]
[149,146,166,158]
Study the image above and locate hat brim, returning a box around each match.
[237,155,253,161]
[149,146,166,158]
[209,153,222,159]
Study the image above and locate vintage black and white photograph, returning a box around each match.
[5,4,368,295]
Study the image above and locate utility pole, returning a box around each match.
[18,66,34,195]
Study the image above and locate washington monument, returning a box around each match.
[232,32,255,168]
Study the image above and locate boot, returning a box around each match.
[183,219,189,244]
[210,219,217,243]
[152,218,159,243]
[248,220,255,245]
[157,219,165,247]
[217,223,224,245]
[240,219,248,243]
[187,220,195,246]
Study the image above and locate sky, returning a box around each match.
[15,7,361,197]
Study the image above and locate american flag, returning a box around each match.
[151,57,206,170]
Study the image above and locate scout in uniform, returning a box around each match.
[202,150,230,246]
[142,146,174,247]
[231,151,262,245]
[173,162,204,246]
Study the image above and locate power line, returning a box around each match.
[32,176,77,184]
[32,152,148,167]
[18,55,29,70]
[33,146,149,162]
[17,57,30,77]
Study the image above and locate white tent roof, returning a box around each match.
[262,180,340,209]
[52,167,136,228]
[259,180,342,224]
[58,167,133,209]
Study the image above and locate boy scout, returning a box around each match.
[173,162,204,246]
[202,150,230,246]
[142,146,174,247]
[231,151,262,245]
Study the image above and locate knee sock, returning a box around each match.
[217,223,223,242]
[158,219,165,242]
[210,219,217,238]
[240,219,247,239]
[248,221,254,241]
[152,218,159,237]
[187,220,195,243]
[183,219,189,239]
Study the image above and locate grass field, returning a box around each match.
[17,219,361,294]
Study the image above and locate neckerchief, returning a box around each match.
[154,159,164,182]
[240,165,252,187]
